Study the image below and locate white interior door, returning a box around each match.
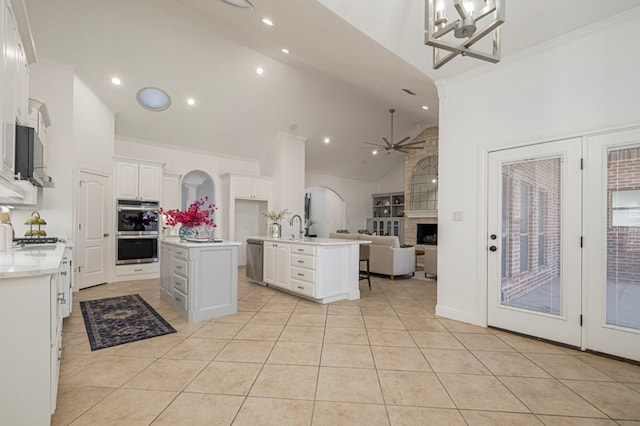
[78,171,109,289]
[585,128,640,361]
[487,139,583,347]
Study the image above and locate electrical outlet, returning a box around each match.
[453,211,464,222]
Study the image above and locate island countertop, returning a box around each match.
[161,237,241,248]
[0,243,67,278]
[246,236,370,245]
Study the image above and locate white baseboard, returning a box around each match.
[435,304,483,327]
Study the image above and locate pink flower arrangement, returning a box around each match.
[159,197,217,228]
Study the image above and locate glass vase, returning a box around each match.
[269,222,282,238]
[179,225,195,238]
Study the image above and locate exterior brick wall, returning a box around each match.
[500,159,561,302]
[607,148,640,284]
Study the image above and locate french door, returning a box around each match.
[584,128,640,361]
[488,131,640,361]
[487,138,583,347]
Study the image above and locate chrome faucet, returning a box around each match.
[290,214,304,240]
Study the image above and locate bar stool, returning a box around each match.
[359,244,371,290]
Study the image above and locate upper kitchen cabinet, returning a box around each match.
[1,0,36,182]
[233,174,272,200]
[114,159,163,201]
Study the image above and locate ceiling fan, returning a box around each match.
[362,109,424,155]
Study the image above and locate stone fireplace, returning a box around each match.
[402,126,439,247]
[416,223,438,245]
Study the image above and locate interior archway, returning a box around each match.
[181,170,215,211]
[304,186,346,237]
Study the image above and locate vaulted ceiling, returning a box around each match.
[24,0,640,181]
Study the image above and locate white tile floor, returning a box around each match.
[52,269,640,425]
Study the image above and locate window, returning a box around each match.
[501,174,509,279]
[410,156,438,210]
[519,182,530,273]
[612,189,640,227]
[538,190,546,266]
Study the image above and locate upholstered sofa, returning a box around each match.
[329,233,415,279]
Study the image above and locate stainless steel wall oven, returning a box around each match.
[116,200,159,264]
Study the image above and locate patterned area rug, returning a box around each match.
[80,294,176,351]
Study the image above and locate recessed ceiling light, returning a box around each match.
[256,67,264,75]
[422,105,429,110]
[281,48,290,54]
[111,77,121,86]
[262,18,274,26]
[323,137,330,144]
[186,97,196,106]
[136,87,171,111]
[220,0,253,8]
[372,150,378,155]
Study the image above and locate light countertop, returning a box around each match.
[0,243,66,278]
[246,236,370,245]
[162,237,241,248]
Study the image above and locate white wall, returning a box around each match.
[375,162,404,194]
[437,10,640,325]
[305,171,377,233]
[13,63,75,240]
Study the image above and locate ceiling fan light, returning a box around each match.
[220,0,254,8]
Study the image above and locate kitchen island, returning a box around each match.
[247,236,368,303]
[0,242,70,425]
[160,238,241,322]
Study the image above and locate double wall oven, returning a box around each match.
[116,200,159,265]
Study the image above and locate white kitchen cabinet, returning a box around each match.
[160,239,239,322]
[162,172,181,211]
[160,243,172,299]
[0,0,32,181]
[234,175,272,200]
[254,238,361,303]
[115,159,163,201]
[263,241,290,290]
[0,243,67,425]
[60,247,73,317]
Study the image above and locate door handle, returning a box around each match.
[103,233,110,237]
[489,246,497,252]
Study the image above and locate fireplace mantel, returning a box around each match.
[404,210,437,219]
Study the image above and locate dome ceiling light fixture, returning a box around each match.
[220,0,254,9]
[361,109,424,155]
[136,87,171,111]
[424,0,505,69]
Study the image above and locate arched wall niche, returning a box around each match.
[182,170,215,210]
[304,185,346,237]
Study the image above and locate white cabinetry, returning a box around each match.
[234,175,272,200]
[162,172,181,211]
[160,239,239,322]
[1,0,33,181]
[0,244,67,424]
[115,159,163,201]
[263,241,290,290]
[261,240,358,302]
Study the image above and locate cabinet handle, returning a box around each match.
[58,346,64,361]
[134,268,142,272]
[297,273,304,277]
[175,296,182,302]
[297,286,304,290]
[297,260,304,263]
[297,249,304,252]
[57,292,66,304]
[60,271,67,276]
[176,265,182,269]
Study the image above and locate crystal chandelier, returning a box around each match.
[424,0,505,69]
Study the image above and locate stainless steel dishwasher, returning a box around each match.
[246,239,264,284]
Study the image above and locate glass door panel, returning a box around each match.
[606,148,640,330]
[500,158,562,315]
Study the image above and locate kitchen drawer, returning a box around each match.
[173,248,188,260]
[172,273,188,294]
[115,262,159,276]
[173,258,188,277]
[290,279,315,298]
[290,244,316,256]
[172,289,188,312]
[291,266,315,283]
[291,254,315,269]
